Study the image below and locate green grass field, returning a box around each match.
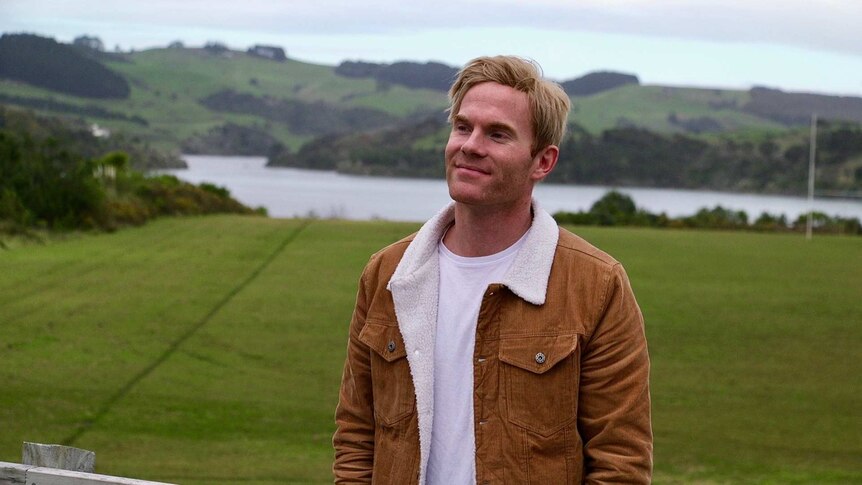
[1,216,860,483]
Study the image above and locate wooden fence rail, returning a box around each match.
[1,461,177,485]
[1,443,176,485]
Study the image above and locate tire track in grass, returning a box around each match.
[61,219,312,446]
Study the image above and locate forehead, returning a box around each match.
[457,82,532,132]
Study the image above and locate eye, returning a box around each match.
[454,123,471,134]
[490,131,509,141]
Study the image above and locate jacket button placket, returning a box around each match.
[474,287,501,485]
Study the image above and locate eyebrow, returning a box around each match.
[452,114,470,125]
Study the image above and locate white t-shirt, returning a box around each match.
[425,230,529,485]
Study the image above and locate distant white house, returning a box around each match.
[90,123,110,138]
[247,45,287,62]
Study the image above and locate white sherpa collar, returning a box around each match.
[390,199,560,301]
[386,199,560,485]
[498,200,560,305]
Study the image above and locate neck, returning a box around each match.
[443,198,533,257]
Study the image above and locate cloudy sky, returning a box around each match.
[2,0,861,96]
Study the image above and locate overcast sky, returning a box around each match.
[3,0,861,96]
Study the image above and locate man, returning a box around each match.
[334,56,652,484]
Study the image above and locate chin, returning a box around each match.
[447,182,484,205]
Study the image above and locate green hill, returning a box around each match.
[1,216,860,483]
[0,41,448,153]
[2,33,862,197]
[3,33,862,158]
[571,84,784,134]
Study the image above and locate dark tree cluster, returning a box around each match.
[334,61,382,78]
[553,191,861,235]
[560,71,640,97]
[203,42,229,55]
[268,115,444,177]
[667,112,724,134]
[0,34,130,99]
[266,111,862,196]
[199,89,397,136]
[0,93,147,125]
[0,106,256,234]
[182,122,281,156]
[549,122,862,195]
[744,87,862,125]
[335,60,459,91]
[0,103,180,170]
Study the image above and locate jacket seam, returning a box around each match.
[554,241,618,269]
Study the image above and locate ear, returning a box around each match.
[530,145,559,182]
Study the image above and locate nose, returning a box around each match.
[460,129,487,158]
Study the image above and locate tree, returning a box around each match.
[589,190,637,226]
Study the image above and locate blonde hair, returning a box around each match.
[448,56,571,154]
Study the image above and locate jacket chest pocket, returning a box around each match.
[359,322,416,426]
[499,334,580,437]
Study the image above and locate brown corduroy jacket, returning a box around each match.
[333,203,652,484]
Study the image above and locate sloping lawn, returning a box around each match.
[1,217,859,483]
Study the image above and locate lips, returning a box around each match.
[454,163,490,175]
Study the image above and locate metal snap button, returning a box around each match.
[535,352,546,364]
[387,340,396,352]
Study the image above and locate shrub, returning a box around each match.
[589,190,638,226]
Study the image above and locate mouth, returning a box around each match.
[454,163,490,175]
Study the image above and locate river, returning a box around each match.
[165,155,862,223]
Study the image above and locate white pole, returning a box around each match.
[806,113,817,240]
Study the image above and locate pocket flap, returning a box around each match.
[359,322,408,362]
[499,334,578,374]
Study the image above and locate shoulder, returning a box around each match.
[549,228,641,337]
[357,232,417,291]
[365,232,415,273]
[554,226,621,272]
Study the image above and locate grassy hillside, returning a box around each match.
[1,216,860,483]
[0,47,448,152]
[0,38,829,157]
[572,84,786,134]
[0,59,786,151]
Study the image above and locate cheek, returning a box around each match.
[444,139,460,160]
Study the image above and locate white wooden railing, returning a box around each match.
[1,443,176,485]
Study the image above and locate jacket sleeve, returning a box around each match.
[333,267,375,483]
[578,263,653,484]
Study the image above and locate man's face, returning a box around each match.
[445,82,555,210]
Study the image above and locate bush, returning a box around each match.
[681,206,749,230]
[199,182,231,199]
[589,190,638,226]
[553,191,861,236]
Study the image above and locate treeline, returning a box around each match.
[550,122,862,194]
[333,62,643,97]
[182,122,281,156]
[561,71,639,97]
[0,106,259,237]
[553,191,862,235]
[744,87,862,125]
[0,93,148,125]
[199,89,397,136]
[268,116,862,196]
[267,114,446,176]
[0,33,130,99]
[0,104,183,170]
[335,61,459,92]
